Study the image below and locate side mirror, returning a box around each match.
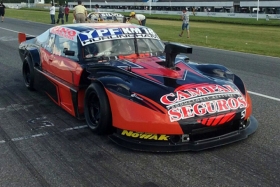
[63,48,75,56]
[123,17,130,23]
[164,42,192,68]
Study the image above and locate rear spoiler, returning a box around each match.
[18,32,26,44]
[18,32,35,44]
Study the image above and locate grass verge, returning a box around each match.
[5,8,280,58]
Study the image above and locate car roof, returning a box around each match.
[51,23,141,33]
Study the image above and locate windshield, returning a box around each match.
[82,38,164,59]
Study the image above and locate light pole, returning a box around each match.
[149,0,151,15]
[257,0,259,21]
[90,0,91,11]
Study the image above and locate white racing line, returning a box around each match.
[248,91,280,102]
[0,125,88,145]
[0,26,280,144]
[0,26,35,36]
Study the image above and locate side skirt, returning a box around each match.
[33,67,85,119]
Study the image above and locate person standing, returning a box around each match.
[50,3,55,24]
[56,4,64,24]
[64,5,69,22]
[73,0,87,23]
[129,12,146,26]
[179,8,190,38]
[95,4,100,12]
[0,1,6,22]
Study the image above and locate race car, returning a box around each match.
[87,12,129,23]
[18,23,258,152]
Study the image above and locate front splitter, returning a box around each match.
[109,116,258,152]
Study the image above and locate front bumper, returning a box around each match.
[109,116,258,152]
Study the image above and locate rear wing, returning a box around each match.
[18,32,26,44]
[18,32,35,44]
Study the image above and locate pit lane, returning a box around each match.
[0,18,279,187]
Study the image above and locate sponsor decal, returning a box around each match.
[160,84,247,122]
[227,14,235,17]
[207,12,216,16]
[51,26,77,41]
[121,130,169,141]
[78,27,159,46]
[249,14,257,18]
[99,13,123,17]
[241,110,246,119]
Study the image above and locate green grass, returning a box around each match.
[128,13,280,26]
[5,8,280,58]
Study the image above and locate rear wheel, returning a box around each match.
[22,56,35,91]
[84,83,112,134]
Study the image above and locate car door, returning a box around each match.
[43,35,84,115]
[49,35,82,86]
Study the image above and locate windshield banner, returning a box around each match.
[78,27,160,46]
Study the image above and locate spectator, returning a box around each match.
[179,8,190,38]
[73,0,87,23]
[0,1,5,22]
[50,3,55,24]
[56,4,65,24]
[95,4,100,12]
[129,12,146,26]
[192,7,196,16]
[64,5,70,22]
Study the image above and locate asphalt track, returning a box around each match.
[0,18,280,187]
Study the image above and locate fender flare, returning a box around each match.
[24,48,41,68]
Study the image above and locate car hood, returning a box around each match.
[112,55,236,89]
[106,56,248,124]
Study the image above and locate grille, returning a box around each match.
[189,119,241,141]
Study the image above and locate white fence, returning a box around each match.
[4,3,280,20]
[96,9,280,19]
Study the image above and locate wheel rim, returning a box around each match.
[88,92,101,128]
[24,63,31,85]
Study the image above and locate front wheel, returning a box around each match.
[84,83,112,134]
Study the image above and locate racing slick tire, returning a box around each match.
[22,56,35,91]
[84,83,112,134]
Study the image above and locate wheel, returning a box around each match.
[22,56,35,91]
[84,83,112,134]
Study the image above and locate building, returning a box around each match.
[67,0,280,14]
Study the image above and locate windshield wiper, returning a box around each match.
[134,32,139,57]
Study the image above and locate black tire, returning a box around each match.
[22,56,35,91]
[84,83,112,134]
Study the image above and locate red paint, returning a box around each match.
[105,88,183,135]
[40,48,85,117]
[40,48,83,86]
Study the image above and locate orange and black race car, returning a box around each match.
[18,23,258,152]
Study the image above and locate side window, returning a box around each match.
[45,34,55,53]
[61,40,79,61]
[53,35,62,56]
